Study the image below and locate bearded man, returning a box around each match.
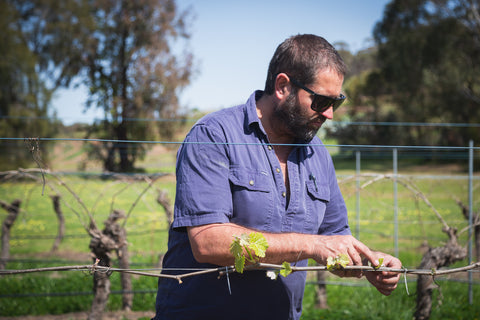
[153,34,401,320]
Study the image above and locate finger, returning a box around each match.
[352,240,378,267]
[370,278,398,295]
[347,246,362,266]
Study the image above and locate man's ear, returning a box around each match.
[274,73,291,100]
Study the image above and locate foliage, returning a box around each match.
[330,0,480,150]
[80,0,194,172]
[326,254,350,271]
[0,0,62,170]
[230,232,269,273]
[1,0,194,172]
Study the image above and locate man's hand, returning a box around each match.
[312,234,379,278]
[364,253,402,296]
[312,235,402,295]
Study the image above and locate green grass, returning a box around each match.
[0,139,479,318]
[0,264,158,316]
[301,280,480,320]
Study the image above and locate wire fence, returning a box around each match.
[0,122,479,313]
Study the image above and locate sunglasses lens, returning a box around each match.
[312,95,345,113]
[312,96,334,113]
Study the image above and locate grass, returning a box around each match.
[0,137,479,318]
[301,280,480,320]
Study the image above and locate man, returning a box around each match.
[153,34,401,320]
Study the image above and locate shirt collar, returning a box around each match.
[244,90,319,150]
[245,90,267,136]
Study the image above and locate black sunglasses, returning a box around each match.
[289,78,346,113]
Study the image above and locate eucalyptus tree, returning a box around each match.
[0,0,73,170]
[83,0,194,172]
[1,0,193,172]
[372,0,480,146]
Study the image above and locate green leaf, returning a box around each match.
[229,236,243,259]
[280,261,292,277]
[326,256,335,271]
[248,232,269,258]
[235,255,246,273]
[326,254,350,271]
[238,234,250,247]
[337,254,349,268]
[229,232,271,274]
[374,257,385,270]
[230,236,245,273]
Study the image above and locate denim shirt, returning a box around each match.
[154,91,350,320]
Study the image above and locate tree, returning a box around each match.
[0,0,61,170]
[83,0,193,172]
[372,0,480,146]
[1,0,193,172]
[330,0,480,149]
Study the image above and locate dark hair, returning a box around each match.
[264,34,346,95]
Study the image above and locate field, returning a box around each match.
[0,139,479,319]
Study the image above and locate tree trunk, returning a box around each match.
[50,195,65,252]
[156,190,173,226]
[104,142,116,172]
[88,209,131,318]
[414,227,467,320]
[314,267,329,309]
[118,240,132,311]
[116,123,132,172]
[88,254,111,320]
[0,199,21,270]
[456,199,480,261]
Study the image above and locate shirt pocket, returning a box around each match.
[229,168,271,192]
[304,181,330,233]
[228,168,274,229]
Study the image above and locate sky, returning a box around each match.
[52,0,391,124]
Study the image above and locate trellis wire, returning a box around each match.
[0,136,479,303]
[1,262,479,282]
[3,114,480,128]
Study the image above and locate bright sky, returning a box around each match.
[52,0,391,124]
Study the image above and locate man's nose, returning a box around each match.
[321,106,334,119]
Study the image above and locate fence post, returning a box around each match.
[468,140,474,304]
[393,148,399,258]
[356,150,361,240]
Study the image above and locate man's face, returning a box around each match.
[272,92,323,142]
[272,68,344,142]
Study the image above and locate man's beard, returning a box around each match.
[272,93,324,142]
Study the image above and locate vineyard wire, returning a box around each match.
[1,262,479,282]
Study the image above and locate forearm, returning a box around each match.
[188,222,379,269]
[187,223,315,266]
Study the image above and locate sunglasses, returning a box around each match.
[289,78,346,113]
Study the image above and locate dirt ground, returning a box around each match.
[0,310,155,320]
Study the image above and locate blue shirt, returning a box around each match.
[154,91,350,320]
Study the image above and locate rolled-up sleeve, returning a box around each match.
[172,123,233,229]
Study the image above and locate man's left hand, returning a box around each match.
[364,253,402,296]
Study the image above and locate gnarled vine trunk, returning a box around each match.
[315,267,329,309]
[88,210,131,319]
[0,199,21,270]
[415,227,467,320]
[50,195,65,252]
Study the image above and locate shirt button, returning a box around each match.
[267,145,273,150]
[249,180,254,186]
[276,168,281,173]
[282,192,286,198]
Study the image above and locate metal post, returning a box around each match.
[356,150,361,240]
[393,148,399,258]
[468,140,473,304]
